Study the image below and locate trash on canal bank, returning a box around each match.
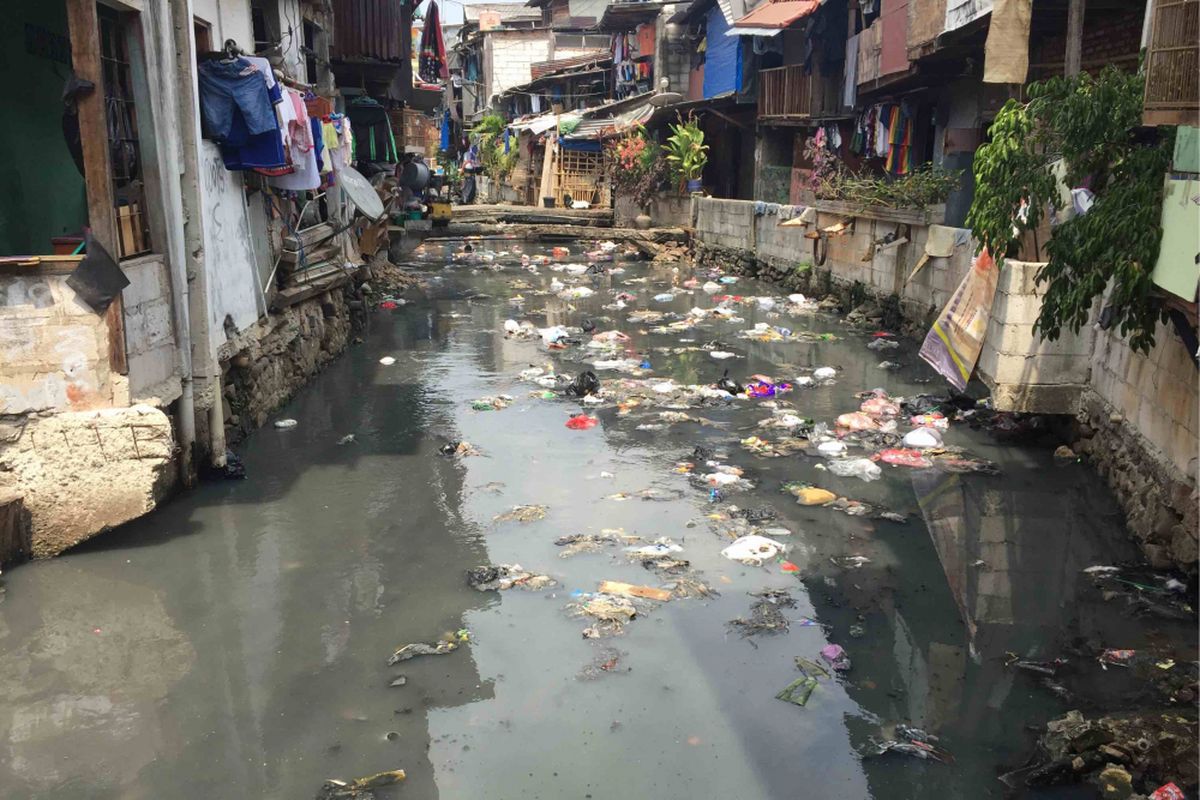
[867,724,953,764]
[776,676,818,707]
[317,769,406,799]
[729,589,796,637]
[493,504,548,523]
[721,534,787,565]
[577,646,627,680]
[386,639,458,665]
[1012,709,1199,794]
[466,564,556,591]
[598,580,672,602]
[820,643,852,671]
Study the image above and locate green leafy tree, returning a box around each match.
[966,66,1172,353]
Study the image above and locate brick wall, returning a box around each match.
[1031,3,1144,75]
[487,31,552,99]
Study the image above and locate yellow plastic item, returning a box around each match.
[793,487,836,506]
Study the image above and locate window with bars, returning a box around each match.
[98,5,152,258]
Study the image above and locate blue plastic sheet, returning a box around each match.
[703,7,743,98]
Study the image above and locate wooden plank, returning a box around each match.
[0,255,87,266]
[269,272,350,312]
[598,580,672,602]
[283,222,336,250]
[280,243,342,265]
[67,0,126,375]
[1065,0,1085,76]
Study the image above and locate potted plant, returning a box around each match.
[607,125,667,227]
[663,114,708,194]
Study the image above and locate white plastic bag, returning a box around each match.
[826,457,881,482]
[721,535,786,565]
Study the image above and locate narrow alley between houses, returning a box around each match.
[0,238,1193,799]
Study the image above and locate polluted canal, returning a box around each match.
[0,238,1195,800]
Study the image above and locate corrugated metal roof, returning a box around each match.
[463,2,542,22]
[332,0,407,62]
[599,1,667,31]
[716,0,748,24]
[530,50,610,79]
[733,0,819,29]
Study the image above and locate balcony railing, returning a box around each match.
[758,65,843,121]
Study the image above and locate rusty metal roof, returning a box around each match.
[733,0,820,29]
[530,50,610,79]
[331,0,407,62]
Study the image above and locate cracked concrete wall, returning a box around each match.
[0,406,176,558]
[0,273,119,415]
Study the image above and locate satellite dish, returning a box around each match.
[337,165,386,221]
[648,92,684,107]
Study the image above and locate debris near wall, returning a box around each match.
[366,252,424,295]
[1010,710,1198,797]
[219,289,353,445]
[1073,393,1199,572]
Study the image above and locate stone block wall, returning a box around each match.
[693,197,972,331]
[614,193,692,228]
[1072,322,1199,569]
[217,285,354,444]
[0,405,176,557]
[977,260,1096,413]
[122,255,182,408]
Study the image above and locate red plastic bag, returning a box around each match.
[566,414,599,430]
[1150,784,1186,800]
[876,448,933,468]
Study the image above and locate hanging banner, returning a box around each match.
[919,249,1000,391]
[945,0,994,33]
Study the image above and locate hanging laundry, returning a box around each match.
[419,1,450,83]
[263,87,321,189]
[885,104,914,175]
[347,97,398,163]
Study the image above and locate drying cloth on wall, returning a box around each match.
[983,0,1032,84]
[348,99,398,163]
[843,34,859,109]
[703,5,742,98]
[925,224,971,258]
[419,1,450,82]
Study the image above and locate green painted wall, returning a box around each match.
[0,0,88,255]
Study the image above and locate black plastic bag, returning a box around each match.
[565,370,600,397]
[66,233,129,313]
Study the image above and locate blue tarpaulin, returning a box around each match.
[703,6,742,99]
[559,138,602,152]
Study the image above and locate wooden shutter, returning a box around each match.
[1144,0,1199,126]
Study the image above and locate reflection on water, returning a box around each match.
[0,239,1190,800]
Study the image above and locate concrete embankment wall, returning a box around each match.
[691,196,1198,572]
[0,262,358,559]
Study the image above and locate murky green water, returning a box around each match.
[0,239,1192,799]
